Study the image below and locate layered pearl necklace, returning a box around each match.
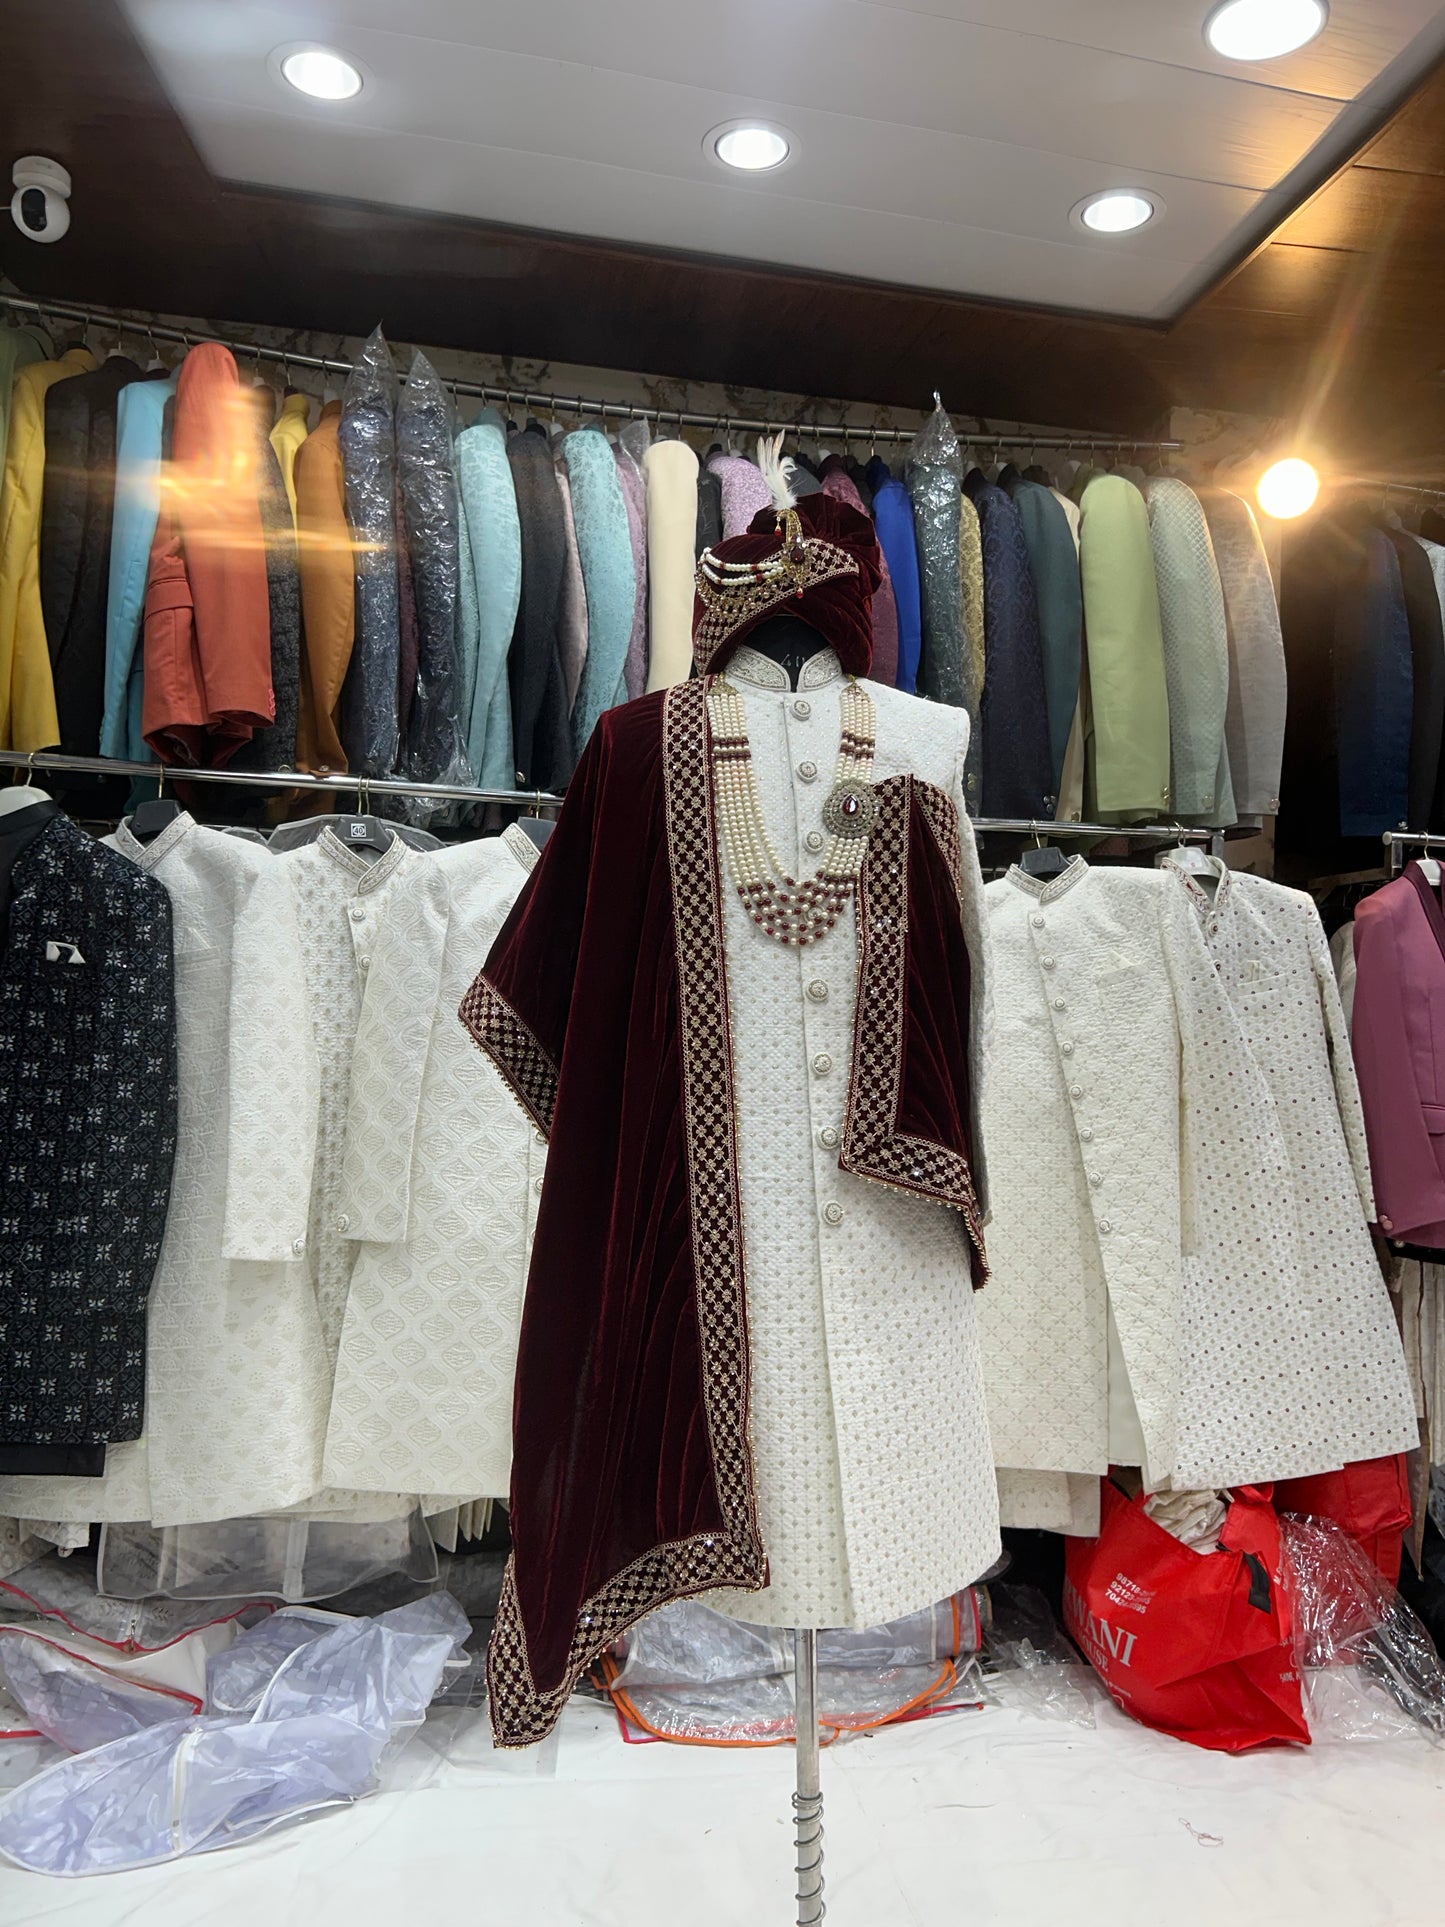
[708,675,879,947]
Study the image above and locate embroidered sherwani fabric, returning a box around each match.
[0,816,329,1527]
[322,827,543,1499]
[703,645,999,1630]
[1145,478,1236,826]
[1162,857,1416,1470]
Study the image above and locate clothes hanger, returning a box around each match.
[0,754,53,819]
[1017,825,1070,879]
[127,765,184,844]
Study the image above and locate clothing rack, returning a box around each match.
[0,291,1182,454]
[0,748,1223,849]
[0,747,557,812]
[1383,829,1445,876]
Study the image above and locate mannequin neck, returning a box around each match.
[742,614,821,691]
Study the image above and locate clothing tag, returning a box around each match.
[341,817,390,852]
[44,940,85,965]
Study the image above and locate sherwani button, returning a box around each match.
[798,760,818,782]
[533,1176,545,1194]
[805,830,824,853]
[1031,915,1045,929]
[337,1214,350,1233]
[1088,1170,1101,1184]
[1080,1127,1094,1141]
[812,1053,832,1074]
[1061,1042,1074,1057]
[823,1202,844,1226]
[1099,1219,1113,1233]
[807,980,829,1002]
[350,905,365,922]
[1042,957,1056,970]
[1069,1084,1083,1098]
[1380,1216,1394,1233]
[291,1237,305,1256]
[793,699,812,719]
[819,1127,840,1149]
[1053,998,1067,1011]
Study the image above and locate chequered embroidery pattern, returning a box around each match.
[486,680,766,1748]
[459,977,559,1137]
[840,777,989,1278]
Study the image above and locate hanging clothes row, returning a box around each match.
[1280,497,1445,854]
[983,850,1416,1539]
[0,319,1286,832]
[0,796,542,1541]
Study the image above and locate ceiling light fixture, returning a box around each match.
[1256,457,1320,519]
[707,122,792,172]
[277,45,365,101]
[1071,190,1159,236]
[1205,0,1327,62]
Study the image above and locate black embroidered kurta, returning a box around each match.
[0,809,177,1467]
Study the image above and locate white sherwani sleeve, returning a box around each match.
[221,859,319,1263]
[339,865,450,1242]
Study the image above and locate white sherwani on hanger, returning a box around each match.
[323,826,543,1499]
[703,643,999,1631]
[1162,856,1416,1471]
[0,815,328,1528]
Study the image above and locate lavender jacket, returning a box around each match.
[1352,863,1445,1244]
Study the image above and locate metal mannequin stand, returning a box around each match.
[793,1629,825,1925]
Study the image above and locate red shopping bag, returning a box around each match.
[1063,1480,1309,1753]
[1273,1454,1412,1584]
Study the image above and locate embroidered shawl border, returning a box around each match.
[485,677,766,1748]
[839,774,989,1280]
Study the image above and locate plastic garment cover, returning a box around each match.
[97,1510,440,1605]
[1,1557,265,1652]
[396,352,470,797]
[0,1595,470,1875]
[600,1593,984,1744]
[905,407,980,806]
[338,326,401,778]
[0,1618,237,1749]
[1280,1514,1445,1743]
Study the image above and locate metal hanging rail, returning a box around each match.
[0,746,1222,844]
[0,290,1182,454]
[0,747,555,811]
[1382,828,1445,876]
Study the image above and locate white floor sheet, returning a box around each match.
[1,1688,1441,1924]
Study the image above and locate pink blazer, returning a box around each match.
[1352,865,1445,1243]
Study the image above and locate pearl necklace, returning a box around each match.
[708,675,879,947]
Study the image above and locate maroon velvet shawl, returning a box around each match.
[461,678,987,1747]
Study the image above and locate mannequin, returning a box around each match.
[740,611,826,690]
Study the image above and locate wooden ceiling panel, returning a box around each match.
[2,1,1445,480]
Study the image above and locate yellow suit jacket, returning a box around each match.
[0,347,96,749]
[268,391,311,528]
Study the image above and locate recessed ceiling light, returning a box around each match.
[278,45,364,101]
[1205,0,1327,62]
[707,122,792,172]
[1256,457,1320,519]
[1071,190,1159,236]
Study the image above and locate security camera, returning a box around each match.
[11,157,71,244]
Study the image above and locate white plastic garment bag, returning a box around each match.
[0,1594,469,1875]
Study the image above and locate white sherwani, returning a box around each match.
[705,643,999,1630]
[0,815,328,1528]
[323,826,543,1498]
[1161,857,1416,1470]
[984,857,1417,1515]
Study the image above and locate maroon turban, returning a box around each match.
[693,489,882,677]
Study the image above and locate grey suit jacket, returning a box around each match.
[1197,487,1287,819]
[1145,477,1235,826]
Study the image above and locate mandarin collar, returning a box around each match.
[1161,852,1234,928]
[1005,855,1089,902]
[724,644,844,693]
[113,811,195,870]
[317,824,411,889]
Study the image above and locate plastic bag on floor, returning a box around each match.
[599,1592,986,1745]
[1280,1514,1445,1743]
[978,1583,1099,1727]
[0,1624,218,1751]
[0,1594,470,1876]
[2,1553,268,1652]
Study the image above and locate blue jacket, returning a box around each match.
[867,460,923,694]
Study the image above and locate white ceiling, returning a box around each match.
[122,0,1445,320]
